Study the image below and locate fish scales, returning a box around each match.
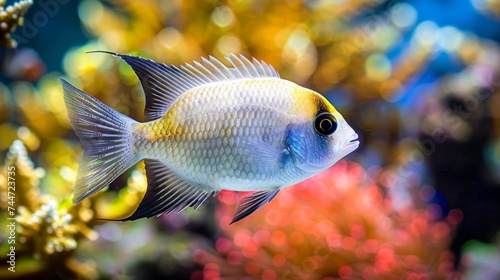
[136,79,302,191]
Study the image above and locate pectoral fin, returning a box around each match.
[231,189,280,224]
[244,138,288,170]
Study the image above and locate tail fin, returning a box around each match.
[61,78,140,203]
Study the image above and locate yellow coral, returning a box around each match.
[1,140,43,211]
[16,197,97,258]
[0,0,33,48]
[0,140,98,279]
[17,200,78,256]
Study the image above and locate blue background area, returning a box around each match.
[393,0,499,108]
[6,0,86,76]
[321,0,500,121]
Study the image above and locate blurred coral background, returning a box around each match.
[1,0,500,279]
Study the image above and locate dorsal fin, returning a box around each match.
[87,51,280,121]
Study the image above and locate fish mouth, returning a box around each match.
[343,133,360,152]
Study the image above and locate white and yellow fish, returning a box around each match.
[61,52,359,223]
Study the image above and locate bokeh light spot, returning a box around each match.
[377,247,394,262]
[215,237,232,253]
[431,222,451,240]
[211,6,235,28]
[242,243,258,258]
[203,263,221,279]
[354,247,368,260]
[341,237,356,251]
[272,254,286,267]
[327,232,342,250]
[414,21,439,48]
[216,34,242,56]
[253,229,271,245]
[271,230,287,246]
[158,27,182,49]
[193,249,208,263]
[390,3,417,29]
[350,224,365,239]
[447,209,464,226]
[437,26,464,52]
[338,265,353,279]
[365,54,392,81]
[262,269,276,280]
[227,250,243,265]
[244,261,260,275]
[234,230,251,247]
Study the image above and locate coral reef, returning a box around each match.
[0,0,32,48]
[0,136,151,278]
[192,161,461,279]
[0,140,97,279]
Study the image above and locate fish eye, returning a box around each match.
[314,112,338,136]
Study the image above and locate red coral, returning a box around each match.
[193,161,462,279]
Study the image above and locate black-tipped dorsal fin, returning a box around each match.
[230,188,280,224]
[120,159,216,221]
[88,51,280,121]
[88,51,191,121]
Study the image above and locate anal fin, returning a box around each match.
[230,188,280,224]
[121,159,214,221]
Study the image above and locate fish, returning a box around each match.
[61,52,359,224]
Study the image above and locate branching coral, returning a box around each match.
[0,140,98,279]
[0,140,43,212]
[17,200,78,256]
[0,0,33,48]
[0,137,150,278]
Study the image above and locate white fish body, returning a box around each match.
[62,52,359,223]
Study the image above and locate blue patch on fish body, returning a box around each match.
[285,123,325,174]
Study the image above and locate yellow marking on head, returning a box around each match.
[290,87,317,118]
[290,85,340,120]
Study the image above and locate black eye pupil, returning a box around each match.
[320,119,332,131]
[314,113,337,136]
